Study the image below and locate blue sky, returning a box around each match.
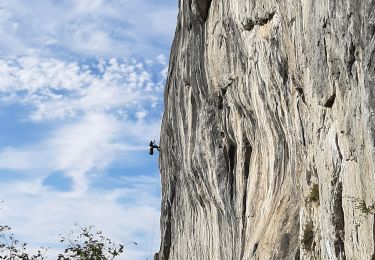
[0,0,177,259]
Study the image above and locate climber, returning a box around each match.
[149,140,160,155]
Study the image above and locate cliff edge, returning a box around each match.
[158,0,375,259]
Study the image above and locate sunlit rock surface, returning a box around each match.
[158,0,375,259]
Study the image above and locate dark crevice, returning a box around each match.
[322,17,328,29]
[192,0,212,21]
[277,56,289,85]
[289,17,296,27]
[228,144,236,175]
[242,143,252,217]
[223,146,229,173]
[335,133,343,162]
[256,12,276,26]
[243,144,252,179]
[242,18,255,31]
[347,12,353,21]
[347,40,356,76]
[190,94,197,133]
[369,24,375,40]
[323,37,328,64]
[216,93,224,109]
[242,11,275,31]
[252,242,259,256]
[240,141,252,259]
[324,93,336,108]
[296,87,306,104]
[355,224,359,243]
[332,133,345,258]
[221,86,228,96]
[297,100,306,146]
[306,170,312,186]
[294,249,300,260]
[227,143,237,203]
[333,183,345,258]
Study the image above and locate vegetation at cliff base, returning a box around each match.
[0,223,126,259]
[0,224,47,259]
[58,225,125,260]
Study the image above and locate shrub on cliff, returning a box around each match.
[301,221,314,251]
[308,183,320,205]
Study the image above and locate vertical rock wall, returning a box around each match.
[158,0,375,259]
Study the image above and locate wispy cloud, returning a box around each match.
[0,56,164,122]
[0,0,178,58]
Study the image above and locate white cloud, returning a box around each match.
[0,147,51,171]
[136,111,147,120]
[0,56,164,122]
[73,0,104,14]
[0,0,177,58]
[156,54,167,65]
[48,113,121,191]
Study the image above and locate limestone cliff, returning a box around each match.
[158,0,375,259]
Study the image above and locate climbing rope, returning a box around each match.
[149,206,157,260]
[148,143,161,260]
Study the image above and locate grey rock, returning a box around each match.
[158,0,375,259]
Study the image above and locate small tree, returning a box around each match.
[57,225,125,260]
[0,224,46,260]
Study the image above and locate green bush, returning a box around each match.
[0,224,126,260]
[58,225,125,260]
[301,221,314,251]
[308,183,320,205]
[356,200,375,215]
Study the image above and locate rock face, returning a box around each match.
[158,0,375,259]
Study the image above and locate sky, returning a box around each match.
[0,0,177,259]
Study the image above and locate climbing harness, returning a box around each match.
[149,140,161,155]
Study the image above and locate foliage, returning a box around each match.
[0,225,47,260]
[346,196,375,216]
[301,221,314,251]
[57,225,124,260]
[0,223,126,260]
[308,183,320,205]
[355,199,375,215]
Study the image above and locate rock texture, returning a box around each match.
[158,0,375,259]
